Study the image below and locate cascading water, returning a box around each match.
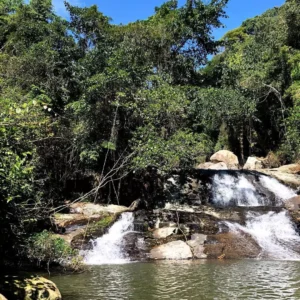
[213,173,299,260]
[84,212,134,265]
[225,211,300,260]
[259,175,296,201]
[212,174,265,207]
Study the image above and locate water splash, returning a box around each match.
[225,211,300,260]
[84,212,134,265]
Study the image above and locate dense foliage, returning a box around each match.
[0,0,299,268]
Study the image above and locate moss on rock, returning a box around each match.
[0,276,61,300]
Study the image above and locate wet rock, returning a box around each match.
[285,196,300,211]
[244,157,263,170]
[153,227,177,239]
[187,234,207,259]
[204,232,261,259]
[0,276,61,300]
[122,232,152,261]
[150,241,193,260]
[210,150,239,169]
[285,196,300,229]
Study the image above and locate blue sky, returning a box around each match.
[52,0,285,39]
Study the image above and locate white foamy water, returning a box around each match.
[225,211,300,260]
[259,175,296,201]
[84,212,134,265]
[213,172,300,260]
[212,174,264,207]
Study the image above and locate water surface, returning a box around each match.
[50,260,300,299]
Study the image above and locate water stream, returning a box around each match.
[84,172,299,264]
[213,173,299,260]
[84,212,134,265]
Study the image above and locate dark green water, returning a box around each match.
[49,260,300,300]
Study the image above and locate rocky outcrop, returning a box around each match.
[204,232,261,259]
[210,150,239,169]
[0,276,61,300]
[129,203,283,261]
[52,203,132,249]
[150,241,193,260]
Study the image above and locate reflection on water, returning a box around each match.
[49,260,300,300]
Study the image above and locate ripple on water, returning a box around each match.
[49,260,300,300]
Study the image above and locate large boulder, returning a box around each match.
[0,276,61,300]
[150,241,193,260]
[243,157,263,170]
[210,150,239,169]
[204,232,261,259]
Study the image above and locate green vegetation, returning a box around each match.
[27,231,83,271]
[0,0,300,269]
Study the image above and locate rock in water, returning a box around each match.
[150,241,192,260]
[210,150,239,169]
[0,276,61,300]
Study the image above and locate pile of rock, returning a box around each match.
[196,150,239,170]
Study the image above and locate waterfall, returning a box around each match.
[84,212,134,265]
[212,174,265,207]
[212,173,296,207]
[224,211,300,260]
[213,173,300,260]
[259,175,296,201]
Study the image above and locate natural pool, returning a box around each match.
[49,260,300,300]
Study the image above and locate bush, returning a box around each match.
[26,231,84,271]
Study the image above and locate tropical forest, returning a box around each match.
[1,0,300,299]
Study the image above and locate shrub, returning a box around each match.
[26,231,84,271]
